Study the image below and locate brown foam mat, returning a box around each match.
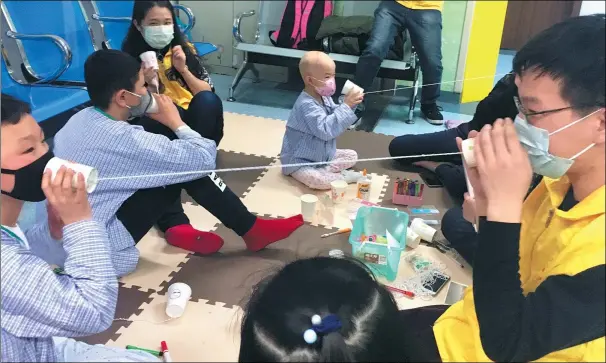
[157,218,349,308]
[182,150,275,205]
[77,283,154,345]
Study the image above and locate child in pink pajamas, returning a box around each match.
[280,51,364,190]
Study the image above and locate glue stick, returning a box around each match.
[356,169,371,201]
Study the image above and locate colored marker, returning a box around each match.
[415,181,421,196]
[403,179,409,195]
[161,341,172,362]
[420,184,425,197]
[126,345,162,357]
[385,285,415,299]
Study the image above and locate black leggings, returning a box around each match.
[116,91,256,242]
[397,305,448,362]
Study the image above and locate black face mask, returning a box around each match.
[1,150,55,202]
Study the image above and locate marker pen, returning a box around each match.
[126,345,162,357]
[161,341,172,362]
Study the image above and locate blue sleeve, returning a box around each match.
[289,97,357,141]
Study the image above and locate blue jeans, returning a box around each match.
[354,0,443,104]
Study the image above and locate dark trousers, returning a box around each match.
[397,305,448,362]
[116,91,256,242]
[353,0,443,104]
[441,206,477,266]
[388,122,469,164]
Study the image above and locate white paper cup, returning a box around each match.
[45,157,98,193]
[461,138,477,168]
[341,80,364,95]
[300,194,318,222]
[406,227,421,249]
[139,51,159,70]
[410,218,437,242]
[166,282,192,318]
[147,93,159,114]
[330,180,348,204]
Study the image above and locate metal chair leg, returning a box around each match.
[250,64,260,83]
[406,61,421,124]
[227,52,250,102]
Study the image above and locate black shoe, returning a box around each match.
[421,103,444,125]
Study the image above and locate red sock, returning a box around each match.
[243,215,304,252]
[165,224,224,255]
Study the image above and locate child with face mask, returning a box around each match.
[280,51,365,190]
[0,94,158,362]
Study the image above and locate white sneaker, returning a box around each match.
[341,170,363,184]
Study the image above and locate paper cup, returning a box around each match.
[406,228,421,249]
[45,157,98,193]
[147,93,159,114]
[300,194,318,222]
[166,282,192,318]
[330,180,348,204]
[341,80,364,95]
[461,138,476,168]
[410,218,437,242]
[139,51,159,70]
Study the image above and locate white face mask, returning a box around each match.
[514,108,602,179]
[142,25,174,49]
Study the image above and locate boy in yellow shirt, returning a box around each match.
[435,15,604,362]
[395,15,605,362]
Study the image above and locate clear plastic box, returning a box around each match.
[349,206,409,281]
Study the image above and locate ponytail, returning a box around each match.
[320,332,354,362]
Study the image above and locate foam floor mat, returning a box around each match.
[79,112,469,360]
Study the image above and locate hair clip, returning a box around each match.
[303,314,342,344]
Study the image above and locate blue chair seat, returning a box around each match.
[2,60,88,122]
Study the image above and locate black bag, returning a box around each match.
[269,0,333,51]
[323,33,405,60]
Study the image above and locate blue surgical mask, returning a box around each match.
[514,109,601,179]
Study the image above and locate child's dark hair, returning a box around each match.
[1,94,31,124]
[239,257,405,362]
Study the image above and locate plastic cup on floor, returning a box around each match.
[166,282,192,318]
[45,157,99,193]
[410,218,437,242]
[406,228,421,249]
[330,180,348,204]
[300,194,318,222]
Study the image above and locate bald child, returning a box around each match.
[280,51,364,190]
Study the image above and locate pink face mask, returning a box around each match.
[312,77,336,97]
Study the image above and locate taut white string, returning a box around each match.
[362,72,512,95]
[98,151,462,182]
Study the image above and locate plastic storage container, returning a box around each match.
[349,206,409,281]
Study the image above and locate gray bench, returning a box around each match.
[228,0,421,122]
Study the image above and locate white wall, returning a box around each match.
[580,1,605,15]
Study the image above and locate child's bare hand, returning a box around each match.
[344,89,364,109]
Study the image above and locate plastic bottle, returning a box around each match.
[356,169,371,201]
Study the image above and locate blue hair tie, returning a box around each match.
[303,314,342,344]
